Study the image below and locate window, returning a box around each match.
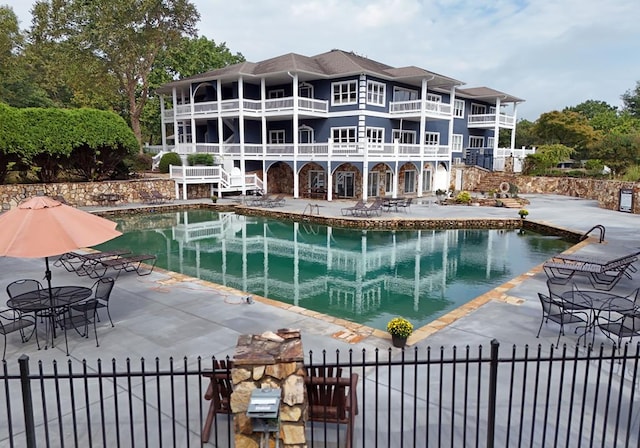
[268,89,285,99]
[269,130,285,144]
[385,171,393,194]
[453,100,465,118]
[392,130,416,144]
[332,80,357,105]
[299,125,314,144]
[425,132,439,146]
[451,134,463,152]
[470,103,486,115]
[404,170,416,194]
[393,87,418,102]
[422,170,432,192]
[487,137,495,148]
[427,93,442,102]
[299,82,313,98]
[366,127,384,144]
[368,172,379,197]
[469,136,485,148]
[367,81,386,106]
[332,127,357,143]
[489,106,496,114]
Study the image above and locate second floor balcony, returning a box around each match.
[389,99,452,119]
[468,113,515,129]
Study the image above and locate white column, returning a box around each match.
[447,85,456,191]
[172,88,179,153]
[292,73,300,198]
[493,97,501,153]
[510,103,519,150]
[327,160,333,202]
[239,76,246,195]
[417,78,428,197]
[160,96,167,152]
[261,78,268,195]
[190,84,196,152]
[217,79,223,160]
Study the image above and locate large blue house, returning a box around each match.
[157,49,523,200]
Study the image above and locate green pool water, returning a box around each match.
[96,210,572,331]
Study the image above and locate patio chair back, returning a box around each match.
[93,277,116,327]
[7,279,43,299]
[0,310,38,360]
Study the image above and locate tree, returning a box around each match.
[621,81,640,119]
[590,131,640,176]
[522,144,575,175]
[140,36,245,144]
[565,100,617,120]
[28,0,200,150]
[532,110,600,159]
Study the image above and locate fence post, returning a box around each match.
[486,339,499,448]
[18,355,36,448]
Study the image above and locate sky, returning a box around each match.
[4,0,640,121]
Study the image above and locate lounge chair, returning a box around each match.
[88,254,157,278]
[265,194,286,207]
[354,199,383,217]
[139,191,158,204]
[341,200,365,216]
[305,366,359,448]
[151,190,172,203]
[55,250,131,276]
[543,251,638,290]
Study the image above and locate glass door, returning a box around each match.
[404,170,416,194]
[368,172,379,197]
[336,172,355,198]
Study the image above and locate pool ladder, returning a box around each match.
[580,224,606,243]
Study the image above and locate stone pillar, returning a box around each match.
[230,329,307,448]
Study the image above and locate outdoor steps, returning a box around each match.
[499,198,522,208]
[474,173,517,193]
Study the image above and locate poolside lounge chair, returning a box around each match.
[88,254,157,278]
[265,194,286,207]
[55,250,131,276]
[543,251,638,290]
[139,191,158,204]
[305,366,359,448]
[151,190,172,203]
[341,200,365,216]
[354,199,383,217]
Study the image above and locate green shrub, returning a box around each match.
[455,191,472,204]
[158,152,182,173]
[187,153,214,166]
[127,153,153,172]
[622,165,640,182]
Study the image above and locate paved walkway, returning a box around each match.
[2,193,638,363]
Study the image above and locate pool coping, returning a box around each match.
[93,203,588,347]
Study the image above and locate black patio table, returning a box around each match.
[381,197,405,212]
[7,286,92,349]
[561,289,637,346]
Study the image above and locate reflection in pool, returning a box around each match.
[96,210,572,331]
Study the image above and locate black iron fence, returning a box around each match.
[2,340,639,447]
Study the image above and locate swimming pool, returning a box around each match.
[96,210,572,331]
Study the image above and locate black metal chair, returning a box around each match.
[0,309,38,360]
[536,292,586,346]
[65,298,100,348]
[596,311,640,350]
[6,279,43,299]
[71,277,115,328]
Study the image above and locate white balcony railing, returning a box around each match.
[168,96,329,119]
[389,99,451,117]
[468,113,515,127]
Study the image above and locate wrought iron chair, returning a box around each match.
[6,279,43,299]
[65,298,100,348]
[0,309,38,360]
[536,292,586,346]
[71,277,116,327]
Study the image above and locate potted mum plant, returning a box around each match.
[211,195,218,203]
[518,209,529,219]
[387,317,413,348]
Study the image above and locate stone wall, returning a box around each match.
[231,329,307,448]
[0,178,175,210]
[459,166,640,214]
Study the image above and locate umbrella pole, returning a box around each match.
[45,257,54,299]
[44,256,56,345]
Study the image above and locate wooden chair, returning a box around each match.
[201,359,233,443]
[305,366,359,448]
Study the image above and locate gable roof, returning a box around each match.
[157,49,464,93]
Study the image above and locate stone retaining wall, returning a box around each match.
[459,167,640,214]
[0,178,175,210]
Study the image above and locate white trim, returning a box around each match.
[366,127,385,144]
[299,82,313,98]
[331,126,357,143]
[470,103,486,115]
[331,80,358,106]
[427,93,442,102]
[469,136,485,147]
[451,134,463,152]
[392,129,416,144]
[424,131,440,146]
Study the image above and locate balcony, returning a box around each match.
[162,96,329,121]
[468,113,516,128]
[389,99,452,119]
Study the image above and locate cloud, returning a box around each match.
[4,0,640,119]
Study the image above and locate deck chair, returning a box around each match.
[139,191,158,204]
[201,359,233,443]
[305,366,359,448]
[596,309,640,349]
[89,254,157,278]
[341,200,365,216]
[543,252,637,291]
[71,277,116,327]
[55,250,131,276]
[355,199,383,217]
[265,194,286,207]
[151,190,172,203]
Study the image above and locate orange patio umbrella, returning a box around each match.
[0,196,122,291]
